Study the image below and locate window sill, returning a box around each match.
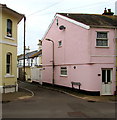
[4,36,15,40]
[4,74,15,78]
[60,75,68,77]
[58,45,62,48]
[95,46,109,48]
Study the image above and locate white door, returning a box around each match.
[101,69,112,95]
[31,67,42,84]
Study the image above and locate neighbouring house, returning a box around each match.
[0,4,24,93]
[115,1,117,15]
[17,41,42,81]
[42,9,117,95]
[115,1,117,87]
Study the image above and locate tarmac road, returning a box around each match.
[2,81,116,119]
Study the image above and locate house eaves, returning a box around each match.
[42,13,117,41]
[0,4,24,23]
[41,13,90,41]
[56,14,90,30]
[90,25,117,29]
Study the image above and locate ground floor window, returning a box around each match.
[60,67,67,76]
[6,52,12,74]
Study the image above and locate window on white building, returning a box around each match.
[96,32,108,47]
[6,53,12,74]
[60,67,67,76]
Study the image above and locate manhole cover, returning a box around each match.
[68,112,88,118]
[2,101,10,104]
[87,100,96,102]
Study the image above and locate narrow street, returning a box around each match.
[2,81,116,119]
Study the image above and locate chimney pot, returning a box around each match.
[108,9,111,13]
[102,8,114,16]
[104,8,107,13]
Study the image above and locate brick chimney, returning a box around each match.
[102,8,114,16]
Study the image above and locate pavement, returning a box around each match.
[2,87,32,102]
[2,82,117,103]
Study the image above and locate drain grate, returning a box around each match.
[87,100,96,102]
[68,111,88,118]
[2,101,10,104]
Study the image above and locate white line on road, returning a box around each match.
[18,81,35,97]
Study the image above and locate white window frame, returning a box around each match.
[102,69,112,83]
[96,32,109,47]
[60,67,68,76]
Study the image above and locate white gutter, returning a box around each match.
[56,14,90,30]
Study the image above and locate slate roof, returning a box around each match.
[18,50,38,60]
[29,50,42,58]
[58,13,117,28]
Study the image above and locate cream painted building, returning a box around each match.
[0,4,23,93]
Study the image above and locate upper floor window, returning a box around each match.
[6,53,12,74]
[96,32,108,47]
[7,19,12,37]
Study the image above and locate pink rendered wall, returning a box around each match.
[88,28,116,93]
[42,15,116,94]
[42,16,90,65]
[42,16,90,84]
[89,28,115,63]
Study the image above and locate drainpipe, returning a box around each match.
[23,15,26,81]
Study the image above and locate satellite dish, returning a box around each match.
[59,25,66,30]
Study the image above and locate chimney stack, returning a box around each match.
[102,8,114,16]
[25,46,30,54]
[38,40,42,51]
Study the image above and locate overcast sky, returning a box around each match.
[0,0,116,55]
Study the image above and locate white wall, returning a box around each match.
[115,1,117,15]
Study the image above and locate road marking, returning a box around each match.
[18,81,35,97]
[18,96,32,100]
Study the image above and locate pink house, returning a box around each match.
[42,10,117,95]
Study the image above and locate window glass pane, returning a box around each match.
[97,32,107,38]
[7,20,12,29]
[96,40,102,46]
[102,40,108,46]
[6,53,11,74]
[7,54,10,64]
[7,65,10,74]
[7,19,12,37]
[107,70,111,82]
[96,39,108,46]
[58,41,62,47]
[102,70,106,82]
[61,67,66,70]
